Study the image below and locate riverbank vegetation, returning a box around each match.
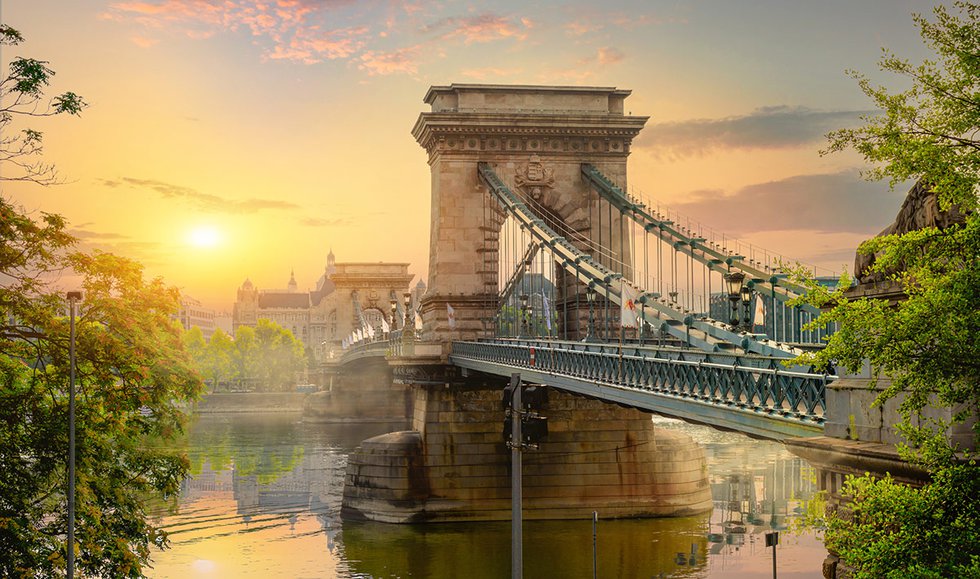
[183,319,307,392]
[796,2,980,577]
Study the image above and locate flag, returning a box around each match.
[415,311,423,331]
[381,317,390,334]
[753,293,766,329]
[620,280,640,328]
[356,329,363,342]
[367,324,375,339]
[447,304,456,330]
[542,293,553,332]
[342,337,348,349]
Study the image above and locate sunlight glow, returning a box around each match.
[187,226,222,248]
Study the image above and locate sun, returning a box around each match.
[187,226,222,248]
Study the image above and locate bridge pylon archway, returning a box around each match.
[412,84,648,348]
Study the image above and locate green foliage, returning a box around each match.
[826,466,980,579]
[795,4,980,578]
[0,200,204,577]
[799,1,980,465]
[824,1,980,213]
[252,319,306,391]
[182,322,305,392]
[0,25,87,185]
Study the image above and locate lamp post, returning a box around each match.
[402,292,413,343]
[740,284,753,332]
[527,304,535,338]
[518,294,528,338]
[66,290,82,579]
[585,284,596,342]
[724,272,745,330]
[390,298,398,331]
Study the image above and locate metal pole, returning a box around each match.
[772,537,777,579]
[511,382,523,579]
[67,291,81,578]
[592,511,598,579]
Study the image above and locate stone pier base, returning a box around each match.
[341,384,712,522]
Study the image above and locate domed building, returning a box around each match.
[232,250,417,362]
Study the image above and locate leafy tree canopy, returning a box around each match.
[801,0,980,463]
[0,24,86,186]
[798,3,980,577]
[0,26,202,577]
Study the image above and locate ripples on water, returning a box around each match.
[146,413,825,578]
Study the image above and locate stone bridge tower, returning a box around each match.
[412,84,648,347]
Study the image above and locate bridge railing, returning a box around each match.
[451,339,829,428]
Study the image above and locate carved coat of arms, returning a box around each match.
[515,154,555,200]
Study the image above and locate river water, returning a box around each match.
[146,413,826,578]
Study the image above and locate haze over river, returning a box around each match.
[146,412,826,578]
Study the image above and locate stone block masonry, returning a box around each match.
[341,384,712,523]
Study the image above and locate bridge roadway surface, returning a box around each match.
[336,337,828,441]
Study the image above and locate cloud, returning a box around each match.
[266,25,368,64]
[107,0,371,63]
[609,12,687,29]
[420,13,529,44]
[358,45,420,75]
[109,177,299,213]
[635,106,876,158]
[665,170,905,235]
[130,34,159,47]
[565,19,602,36]
[596,47,624,65]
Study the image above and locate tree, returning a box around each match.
[0,24,86,185]
[182,327,234,392]
[252,319,306,391]
[0,27,203,577]
[205,328,235,392]
[805,0,980,464]
[231,325,258,389]
[798,3,980,577]
[0,205,205,577]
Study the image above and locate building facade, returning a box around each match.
[178,296,218,339]
[232,251,416,362]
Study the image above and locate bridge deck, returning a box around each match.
[450,339,828,440]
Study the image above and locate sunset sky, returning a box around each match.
[1,0,947,310]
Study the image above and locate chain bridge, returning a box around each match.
[331,84,848,523]
[336,84,837,441]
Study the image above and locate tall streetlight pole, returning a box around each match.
[66,290,82,578]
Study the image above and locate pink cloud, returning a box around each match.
[565,19,602,36]
[130,34,160,47]
[597,46,624,65]
[107,0,369,63]
[358,45,420,76]
[422,13,529,45]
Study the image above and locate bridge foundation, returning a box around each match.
[341,373,712,523]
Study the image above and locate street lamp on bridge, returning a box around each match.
[390,298,398,331]
[518,293,529,338]
[740,283,753,332]
[724,272,746,330]
[585,284,597,342]
[402,292,414,342]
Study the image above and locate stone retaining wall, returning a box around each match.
[195,392,308,413]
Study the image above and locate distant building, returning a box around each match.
[178,296,218,339]
[232,250,415,362]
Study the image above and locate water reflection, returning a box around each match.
[148,413,824,578]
